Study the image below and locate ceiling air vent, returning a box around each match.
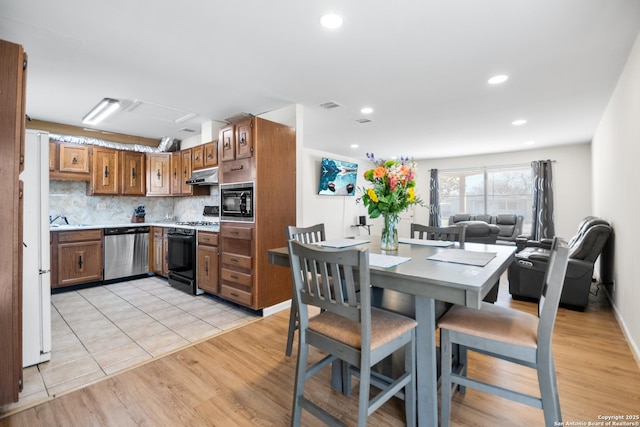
[320,101,343,109]
[178,127,197,133]
[356,118,373,124]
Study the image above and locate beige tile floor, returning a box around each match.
[1,276,259,416]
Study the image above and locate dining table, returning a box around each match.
[267,237,516,427]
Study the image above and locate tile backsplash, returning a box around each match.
[49,181,219,225]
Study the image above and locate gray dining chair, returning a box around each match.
[410,223,466,244]
[438,237,569,427]
[284,224,326,356]
[287,239,417,427]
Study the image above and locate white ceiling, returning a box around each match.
[2,0,640,160]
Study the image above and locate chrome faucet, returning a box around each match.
[49,214,69,225]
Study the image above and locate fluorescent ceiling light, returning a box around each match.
[360,107,373,114]
[523,140,536,145]
[488,74,509,85]
[82,98,120,125]
[350,144,359,148]
[512,119,527,126]
[320,12,343,29]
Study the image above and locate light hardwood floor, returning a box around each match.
[1,278,639,426]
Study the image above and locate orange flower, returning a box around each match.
[373,167,386,178]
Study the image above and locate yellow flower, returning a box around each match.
[367,188,379,203]
[407,187,415,202]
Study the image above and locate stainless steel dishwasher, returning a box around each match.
[103,226,150,280]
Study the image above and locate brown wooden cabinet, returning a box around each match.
[197,231,219,294]
[146,153,171,196]
[192,145,204,170]
[203,140,218,168]
[151,227,168,276]
[217,117,295,310]
[90,146,119,195]
[219,119,254,163]
[170,149,209,196]
[120,150,146,196]
[51,229,103,288]
[49,142,91,181]
[0,38,27,406]
[219,225,253,307]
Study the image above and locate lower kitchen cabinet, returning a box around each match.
[219,224,254,307]
[197,231,219,294]
[51,229,103,288]
[152,227,168,277]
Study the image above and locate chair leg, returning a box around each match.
[458,344,467,395]
[440,329,453,427]
[285,302,298,357]
[404,330,416,427]
[357,362,371,427]
[538,353,562,426]
[291,338,308,427]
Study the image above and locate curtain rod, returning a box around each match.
[428,160,556,173]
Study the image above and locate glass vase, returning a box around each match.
[380,213,399,251]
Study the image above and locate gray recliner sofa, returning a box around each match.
[508,216,612,310]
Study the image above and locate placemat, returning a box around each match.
[369,253,411,268]
[427,248,497,267]
[399,237,454,247]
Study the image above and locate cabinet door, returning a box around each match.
[49,142,56,171]
[153,229,164,275]
[198,245,219,294]
[204,141,218,168]
[57,241,103,286]
[170,152,182,195]
[91,147,118,194]
[192,145,204,170]
[181,149,193,195]
[146,153,171,196]
[59,143,90,173]
[235,119,253,159]
[120,151,146,195]
[220,125,235,162]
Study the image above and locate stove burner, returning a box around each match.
[175,221,219,226]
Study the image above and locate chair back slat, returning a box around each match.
[286,224,326,244]
[288,239,368,324]
[410,223,467,244]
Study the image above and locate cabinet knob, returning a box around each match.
[104,166,109,178]
[72,156,78,164]
[132,167,136,179]
[78,255,83,269]
[157,169,161,180]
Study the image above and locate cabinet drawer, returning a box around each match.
[221,253,252,269]
[56,229,102,243]
[221,226,252,240]
[221,268,252,287]
[198,232,219,246]
[220,284,252,306]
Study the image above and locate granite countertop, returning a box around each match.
[49,222,220,233]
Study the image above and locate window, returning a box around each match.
[439,165,532,229]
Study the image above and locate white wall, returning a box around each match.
[592,32,640,362]
[414,143,592,241]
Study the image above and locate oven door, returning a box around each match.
[167,233,195,279]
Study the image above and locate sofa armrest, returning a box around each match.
[516,236,553,252]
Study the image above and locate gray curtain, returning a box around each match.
[531,160,555,240]
[428,169,441,227]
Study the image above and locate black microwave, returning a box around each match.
[220,182,254,222]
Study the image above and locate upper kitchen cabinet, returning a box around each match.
[219,118,254,163]
[203,140,218,168]
[89,146,119,195]
[120,150,146,196]
[192,144,204,170]
[219,118,256,184]
[146,152,171,196]
[171,149,209,196]
[49,142,91,181]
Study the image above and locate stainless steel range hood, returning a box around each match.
[186,167,218,186]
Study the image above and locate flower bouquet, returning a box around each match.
[360,153,422,250]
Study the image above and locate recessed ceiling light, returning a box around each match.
[350,144,359,148]
[524,140,536,145]
[488,74,509,85]
[512,119,527,126]
[320,12,343,29]
[360,107,373,114]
